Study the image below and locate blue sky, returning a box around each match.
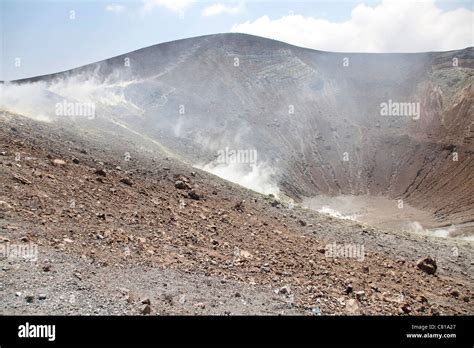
[1,0,473,80]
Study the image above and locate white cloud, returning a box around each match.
[143,0,195,13]
[202,3,242,17]
[105,4,126,14]
[230,0,474,52]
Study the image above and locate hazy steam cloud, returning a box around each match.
[197,161,280,197]
[0,71,140,122]
[0,82,55,122]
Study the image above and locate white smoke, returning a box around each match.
[407,221,425,234]
[0,69,141,122]
[317,206,359,221]
[303,195,367,221]
[0,81,55,121]
[406,221,458,238]
[196,161,280,197]
[1,67,283,198]
[395,221,473,241]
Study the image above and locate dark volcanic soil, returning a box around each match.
[1,112,472,315]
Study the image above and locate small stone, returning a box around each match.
[416,305,427,313]
[346,298,359,314]
[38,294,47,300]
[355,291,366,301]
[234,200,245,212]
[52,159,66,166]
[120,178,133,186]
[94,169,107,177]
[174,180,189,190]
[141,298,151,305]
[400,303,411,314]
[0,201,12,209]
[416,257,437,275]
[449,289,460,298]
[240,250,252,259]
[418,295,428,303]
[25,295,34,303]
[188,190,202,200]
[140,304,152,315]
[345,284,353,294]
[42,265,52,272]
[311,307,321,316]
[12,174,31,185]
[270,200,280,208]
[278,285,291,295]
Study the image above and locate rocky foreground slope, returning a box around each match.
[0,112,472,315]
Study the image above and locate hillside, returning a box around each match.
[4,33,473,234]
[1,33,473,315]
[0,112,472,315]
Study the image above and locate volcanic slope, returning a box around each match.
[0,112,472,315]
[5,33,474,235]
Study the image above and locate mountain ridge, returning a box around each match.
[6,33,474,83]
